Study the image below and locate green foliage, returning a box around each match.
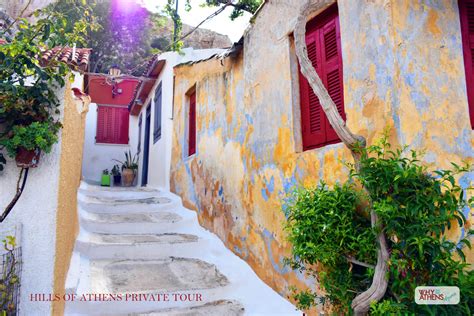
[111,164,121,176]
[53,0,165,75]
[165,0,262,51]
[165,0,183,51]
[284,137,474,315]
[113,150,138,171]
[369,299,407,315]
[285,184,375,267]
[0,236,18,314]
[102,169,109,175]
[285,183,376,312]
[0,122,60,157]
[203,0,262,20]
[289,287,326,311]
[0,0,95,168]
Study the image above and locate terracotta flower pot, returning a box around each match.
[122,168,135,187]
[15,147,41,168]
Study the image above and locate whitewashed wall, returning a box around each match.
[136,48,226,190]
[0,73,83,315]
[81,104,138,184]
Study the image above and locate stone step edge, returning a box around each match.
[74,240,211,261]
[79,181,160,195]
[77,198,182,214]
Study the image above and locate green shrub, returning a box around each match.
[0,121,61,157]
[284,137,474,314]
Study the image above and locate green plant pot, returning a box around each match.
[101,174,111,187]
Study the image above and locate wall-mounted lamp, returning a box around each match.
[109,65,121,77]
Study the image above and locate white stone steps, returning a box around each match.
[65,182,300,315]
[78,206,199,234]
[78,194,179,214]
[78,182,160,200]
[65,286,238,315]
[66,252,92,298]
[65,251,82,295]
[75,232,211,260]
[130,299,245,316]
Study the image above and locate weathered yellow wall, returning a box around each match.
[52,81,89,316]
[171,0,474,311]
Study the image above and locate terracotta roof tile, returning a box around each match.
[40,47,92,72]
[0,38,6,45]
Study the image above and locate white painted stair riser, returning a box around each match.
[75,238,212,260]
[77,197,181,214]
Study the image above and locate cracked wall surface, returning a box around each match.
[170,0,474,307]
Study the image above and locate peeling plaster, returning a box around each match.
[170,0,474,310]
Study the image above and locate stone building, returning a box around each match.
[168,0,474,302]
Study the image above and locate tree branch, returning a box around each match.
[209,0,257,14]
[351,212,389,315]
[1,168,29,223]
[165,3,230,51]
[294,1,389,315]
[294,0,365,151]
[345,256,375,269]
[1,0,33,35]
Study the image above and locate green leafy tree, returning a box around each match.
[285,136,474,315]
[52,0,166,75]
[201,0,262,19]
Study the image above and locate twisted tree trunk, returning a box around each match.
[293,1,389,315]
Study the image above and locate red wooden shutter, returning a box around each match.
[116,107,130,144]
[299,4,344,150]
[459,0,474,128]
[96,105,129,144]
[109,106,116,142]
[188,92,196,156]
[299,31,326,150]
[96,105,107,143]
[322,15,345,143]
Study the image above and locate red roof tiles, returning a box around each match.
[0,40,91,72]
[40,47,92,72]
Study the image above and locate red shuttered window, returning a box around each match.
[188,92,196,156]
[96,105,130,144]
[299,4,345,151]
[459,0,474,129]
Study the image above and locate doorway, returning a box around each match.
[141,106,151,186]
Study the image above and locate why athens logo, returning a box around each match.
[415,286,460,305]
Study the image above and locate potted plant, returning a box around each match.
[101,169,111,187]
[0,121,61,168]
[111,164,121,186]
[113,150,138,187]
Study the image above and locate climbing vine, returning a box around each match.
[0,236,19,314]
[284,136,474,315]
